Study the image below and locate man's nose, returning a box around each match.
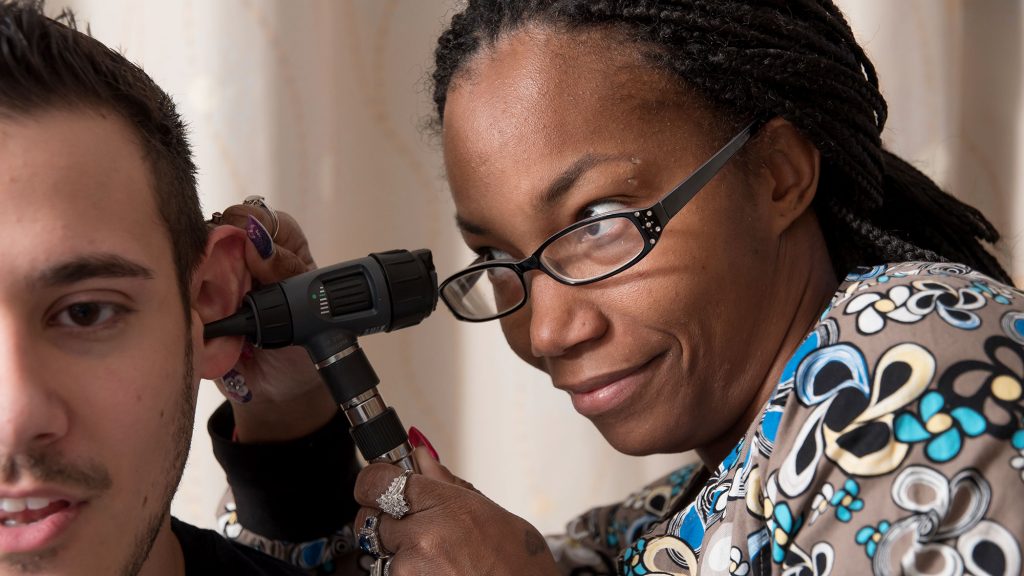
[0,325,69,455]
[528,273,608,358]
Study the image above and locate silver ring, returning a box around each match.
[242,195,280,240]
[357,513,389,559]
[376,469,413,520]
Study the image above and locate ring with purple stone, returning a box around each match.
[242,195,280,240]
[358,513,388,559]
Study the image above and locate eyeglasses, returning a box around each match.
[440,118,764,322]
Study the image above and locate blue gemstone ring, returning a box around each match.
[358,513,388,558]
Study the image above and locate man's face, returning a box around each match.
[0,109,195,574]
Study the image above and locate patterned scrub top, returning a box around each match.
[547,262,1024,576]
[217,261,1024,576]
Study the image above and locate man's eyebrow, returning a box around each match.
[35,254,155,288]
[454,153,617,236]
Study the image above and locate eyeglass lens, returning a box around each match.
[444,215,645,320]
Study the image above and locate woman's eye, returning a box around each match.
[475,247,513,263]
[581,220,615,238]
[51,302,125,329]
[580,201,627,220]
[577,201,631,239]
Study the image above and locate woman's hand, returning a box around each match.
[354,454,560,576]
[211,202,337,443]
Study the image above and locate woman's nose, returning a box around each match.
[527,273,608,358]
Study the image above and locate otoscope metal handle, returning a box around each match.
[318,343,419,472]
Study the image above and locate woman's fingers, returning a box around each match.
[353,464,559,575]
[415,450,480,494]
[355,464,436,516]
[218,205,316,284]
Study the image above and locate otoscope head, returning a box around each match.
[202,248,438,351]
[202,248,436,473]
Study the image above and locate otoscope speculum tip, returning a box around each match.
[203,307,257,341]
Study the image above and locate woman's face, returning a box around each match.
[443,28,786,456]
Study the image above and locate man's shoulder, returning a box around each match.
[172,517,308,576]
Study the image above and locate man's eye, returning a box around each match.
[51,302,124,328]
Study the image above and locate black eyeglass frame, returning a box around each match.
[440,117,766,322]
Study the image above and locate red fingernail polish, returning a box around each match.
[408,426,439,462]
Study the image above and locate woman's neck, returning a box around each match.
[696,213,838,468]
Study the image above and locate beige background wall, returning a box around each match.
[57,0,1024,534]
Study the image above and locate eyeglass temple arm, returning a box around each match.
[659,118,766,219]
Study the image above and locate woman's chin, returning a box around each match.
[595,421,697,457]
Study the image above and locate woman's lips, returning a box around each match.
[562,355,661,418]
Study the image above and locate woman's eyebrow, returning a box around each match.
[33,253,155,288]
[455,153,623,236]
[535,153,618,211]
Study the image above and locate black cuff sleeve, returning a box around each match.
[209,402,361,542]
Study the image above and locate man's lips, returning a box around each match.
[556,354,663,417]
[0,498,72,526]
[0,491,87,555]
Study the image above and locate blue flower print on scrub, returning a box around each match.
[621,538,647,576]
[894,391,986,462]
[829,478,864,522]
[970,280,1014,305]
[765,499,802,564]
[855,521,891,558]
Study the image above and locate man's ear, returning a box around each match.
[751,118,821,235]
[190,225,253,380]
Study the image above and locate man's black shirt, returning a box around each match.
[172,517,308,575]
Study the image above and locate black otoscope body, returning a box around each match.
[204,249,437,472]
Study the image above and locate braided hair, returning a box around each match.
[431,0,1012,284]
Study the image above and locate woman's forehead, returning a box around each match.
[444,34,701,160]
[443,35,708,194]
[449,28,682,119]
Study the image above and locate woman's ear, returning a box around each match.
[752,118,821,234]
[189,225,253,380]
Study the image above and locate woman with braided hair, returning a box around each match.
[355,0,1022,573]
[212,0,1024,574]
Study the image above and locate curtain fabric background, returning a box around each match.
[57,0,1024,533]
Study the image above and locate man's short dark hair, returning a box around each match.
[0,0,207,316]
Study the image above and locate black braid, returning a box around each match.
[431,0,1013,284]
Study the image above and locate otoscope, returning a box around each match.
[203,249,437,472]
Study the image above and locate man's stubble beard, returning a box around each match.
[119,337,197,576]
[0,337,197,576]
